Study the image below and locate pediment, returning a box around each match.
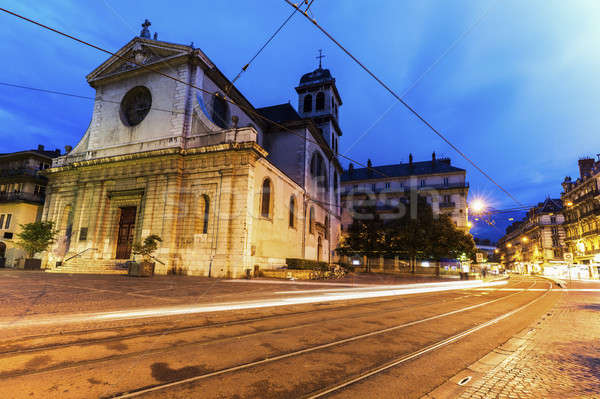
[86,37,193,84]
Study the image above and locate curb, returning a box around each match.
[538,275,566,289]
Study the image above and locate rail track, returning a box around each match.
[107,278,549,399]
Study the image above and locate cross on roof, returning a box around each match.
[316,49,325,69]
[140,19,151,38]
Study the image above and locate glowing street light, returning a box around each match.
[521,236,529,243]
[506,243,512,248]
[470,199,486,214]
[566,201,574,207]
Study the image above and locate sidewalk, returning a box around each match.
[456,289,600,398]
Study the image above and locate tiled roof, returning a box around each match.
[341,159,465,182]
[256,103,301,124]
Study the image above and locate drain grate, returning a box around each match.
[458,376,472,386]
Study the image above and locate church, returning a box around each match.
[42,21,343,277]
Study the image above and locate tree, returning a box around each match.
[339,195,476,271]
[16,221,57,259]
[132,234,162,262]
[337,193,385,270]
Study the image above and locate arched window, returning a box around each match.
[310,152,328,194]
[289,195,295,228]
[316,92,325,110]
[309,206,315,234]
[202,194,210,234]
[324,216,329,239]
[303,94,312,113]
[261,178,272,218]
[212,93,229,129]
[331,132,335,149]
[334,172,339,205]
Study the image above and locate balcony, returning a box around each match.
[0,168,41,178]
[0,192,45,204]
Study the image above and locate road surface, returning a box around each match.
[0,275,560,398]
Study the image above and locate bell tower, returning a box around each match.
[295,50,343,154]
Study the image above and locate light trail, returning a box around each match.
[0,280,508,329]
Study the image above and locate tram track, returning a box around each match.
[0,279,523,358]
[0,281,530,380]
[106,279,546,399]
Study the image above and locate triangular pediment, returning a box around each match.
[86,37,194,84]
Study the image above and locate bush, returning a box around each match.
[286,258,329,271]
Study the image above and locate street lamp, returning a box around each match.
[470,199,486,214]
[521,236,529,243]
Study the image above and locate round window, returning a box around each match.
[120,86,152,126]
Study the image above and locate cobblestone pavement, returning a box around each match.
[459,288,600,398]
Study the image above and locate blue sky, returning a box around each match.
[2,1,600,241]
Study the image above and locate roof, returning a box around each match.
[256,103,301,124]
[299,68,333,86]
[531,198,562,215]
[341,159,465,182]
[0,148,61,160]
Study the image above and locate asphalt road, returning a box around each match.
[0,275,559,398]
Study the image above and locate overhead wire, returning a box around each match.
[283,0,524,208]
[0,6,389,181]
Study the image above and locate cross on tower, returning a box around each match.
[316,49,325,69]
[140,19,151,38]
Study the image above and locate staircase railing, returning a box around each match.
[62,248,97,264]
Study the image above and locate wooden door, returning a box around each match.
[116,207,136,259]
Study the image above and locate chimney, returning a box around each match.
[409,153,413,165]
[367,159,372,168]
[578,158,594,179]
[54,149,61,156]
[348,163,354,177]
[432,151,436,165]
[37,144,44,151]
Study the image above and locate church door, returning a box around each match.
[116,207,136,259]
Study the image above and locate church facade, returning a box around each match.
[42,23,343,277]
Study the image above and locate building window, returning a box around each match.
[385,182,391,190]
[289,196,296,228]
[4,214,11,229]
[79,227,88,241]
[202,194,210,234]
[420,179,426,187]
[309,206,315,234]
[324,216,329,239]
[371,183,376,192]
[3,232,12,239]
[550,216,556,224]
[0,215,4,229]
[443,195,451,203]
[353,184,358,190]
[261,178,272,218]
[303,94,312,112]
[316,92,325,110]
[443,177,449,186]
[334,172,339,206]
[211,93,229,129]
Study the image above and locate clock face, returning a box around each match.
[120,86,152,126]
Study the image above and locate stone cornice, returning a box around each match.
[42,142,267,175]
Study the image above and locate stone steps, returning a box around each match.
[46,258,130,275]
